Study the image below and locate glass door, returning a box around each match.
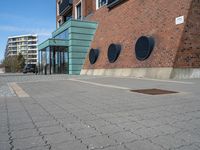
[52,47,68,74]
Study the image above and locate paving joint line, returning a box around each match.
[68,78,130,90]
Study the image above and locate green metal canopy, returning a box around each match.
[38,38,69,50]
[38,19,98,75]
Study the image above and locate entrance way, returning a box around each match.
[38,46,68,75]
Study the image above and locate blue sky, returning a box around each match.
[0,0,56,62]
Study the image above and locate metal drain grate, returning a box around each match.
[130,88,178,95]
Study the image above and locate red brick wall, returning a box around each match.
[56,0,200,70]
[84,0,93,17]
[174,0,200,68]
[82,0,200,69]
[72,0,94,18]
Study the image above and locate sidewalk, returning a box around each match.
[0,74,200,150]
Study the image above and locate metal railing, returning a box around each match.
[59,0,73,15]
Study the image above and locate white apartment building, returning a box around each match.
[5,34,38,64]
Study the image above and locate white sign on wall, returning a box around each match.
[176,16,184,25]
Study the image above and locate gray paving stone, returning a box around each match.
[12,129,39,139]
[61,121,88,131]
[153,124,182,135]
[13,136,45,150]
[117,122,142,132]
[174,130,200,144]
[85,119,111,128]
[0,114,7,121]
[109,131,142,144]
[194,143,200,149]
[0,84,16,97]
[191,128,200,136]
[51,112,70,119]
[44,132,75,144]
[108,117,133,124]
[175,144,200,150]
[170,121,198,132]
[26,145,50,150]
[51,140,87,150]
[31,115,53,123]
[0,133,9,142]
[125,139,163,150]
[137,118,165,127]
[39,126,66,135]
[151,134,188,150]
[1,74,200,149]
[82,135,117,149]
[0,142,11,150]
[10,122,35,131]
[133,126,166,139]
[78,114,100,121]
[0,120,8,128]
[96,145,128,150]
[9,118,32,126]
[35,120,59,128]
[0,126,8,134]
[97,125,124,135]
[73,127,101,139]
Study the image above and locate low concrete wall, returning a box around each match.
[171,68,200,79]
[81,68,200,79]
[81,68,173,79]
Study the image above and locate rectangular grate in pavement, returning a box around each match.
[130,88,178,95]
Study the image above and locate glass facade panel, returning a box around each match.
[46,47,50,74]
[64,52,69,74]
[54,30,69,40]
[38,46,68,75]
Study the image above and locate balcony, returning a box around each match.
[59,0,73,16]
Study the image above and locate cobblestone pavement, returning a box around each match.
[0,74,200,150]
[0,74,71,97]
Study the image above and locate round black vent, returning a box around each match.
[89,48,99,64]
[135,36,155,61]
[107,44,121,63]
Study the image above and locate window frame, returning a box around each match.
[75,0,82,20]
[96,0,108,10]
[57,0,62,16]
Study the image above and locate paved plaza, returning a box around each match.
[0,74,200,150]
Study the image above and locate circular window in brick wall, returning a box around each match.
[135,36,155,61]
[107,44,121,63]
[89,48,99,64]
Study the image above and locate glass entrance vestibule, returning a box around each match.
[38,19,98,75]
[38,46,68,75]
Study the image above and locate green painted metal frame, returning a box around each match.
[52,19,97,38]
[38,19,98,75]
[38,39,69,50]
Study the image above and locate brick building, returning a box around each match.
[38,0,200,78]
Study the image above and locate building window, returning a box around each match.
[76,2,82,20]
[96,0,107,9]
